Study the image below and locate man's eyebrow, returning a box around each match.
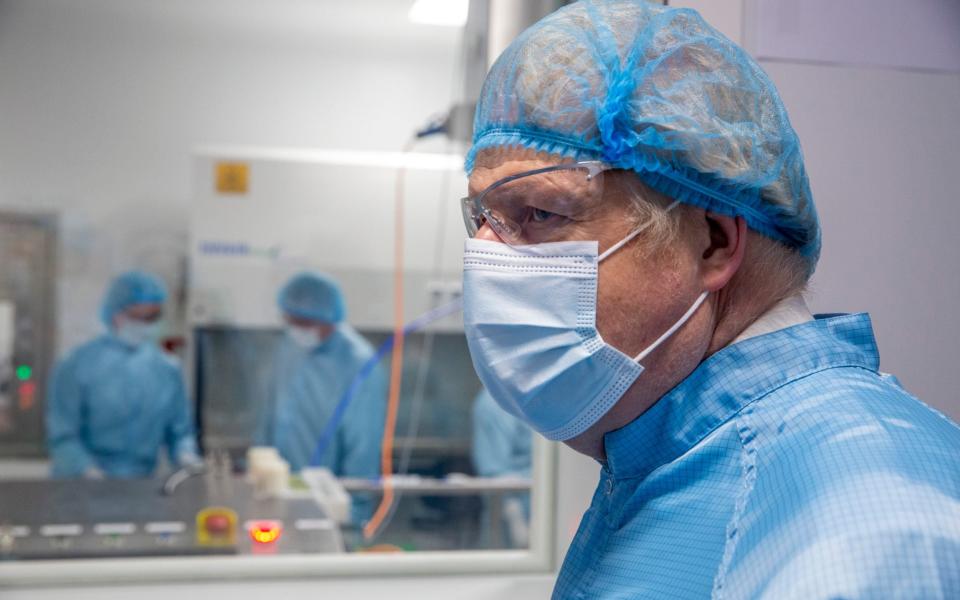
[487,176,553,201]
[471,170,573,204]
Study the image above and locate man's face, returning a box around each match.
[118,303,163,324]
[468,152,702,360]
[467,150,713,453]
[284,314,335,341]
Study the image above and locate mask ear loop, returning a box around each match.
[594,199,707,363]
[597,201,681,262]
[634,291,710,363]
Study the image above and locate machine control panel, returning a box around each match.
[0,477,343,560]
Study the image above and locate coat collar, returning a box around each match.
[603,313,880,480]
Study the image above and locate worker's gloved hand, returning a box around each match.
[83,466,105,480]
[177,452,205,473]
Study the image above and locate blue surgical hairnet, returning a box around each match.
[466,0,820,267]
[278,272,346,323]
[100,271,168,325]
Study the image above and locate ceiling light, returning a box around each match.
[408,0,468,27]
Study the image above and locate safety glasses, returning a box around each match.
[461,161,611,245]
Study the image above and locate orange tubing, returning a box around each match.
[363,149,409,541]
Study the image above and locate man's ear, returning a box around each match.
[700,213,747,292]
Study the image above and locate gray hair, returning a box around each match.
[620,171,810,307]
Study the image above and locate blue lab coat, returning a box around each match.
[257,324,386,477]
[47,334,197,478]
[553,314,960,599]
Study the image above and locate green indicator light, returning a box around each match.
[16,365,32,381]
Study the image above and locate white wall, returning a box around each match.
[769,62,960,420]
[673,0,960,421]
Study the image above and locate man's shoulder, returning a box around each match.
[751,364,960,489]
[59,335,118,364]
[755,364,959,451]
[727,517,960,599]
[724,366,960,596]
[140,347,184,376]
[334,325,377,360]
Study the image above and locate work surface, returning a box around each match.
[0,476,342,560]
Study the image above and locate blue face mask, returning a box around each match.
[462,227,708,441]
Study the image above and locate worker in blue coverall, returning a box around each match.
[459,2,960,597]
[47,271,199,478]
[256,272,386,523]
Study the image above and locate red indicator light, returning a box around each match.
[18,381,37,411]
[248,521,282,544]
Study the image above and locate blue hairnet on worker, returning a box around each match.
[47,270,199,479]
[472,388,532,548]
[460,1,960,597]
[256,272,387,520]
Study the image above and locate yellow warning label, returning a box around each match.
[215,162,249,194]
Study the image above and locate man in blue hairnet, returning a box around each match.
[256,272,386,492]
[47,271,199,479]
[460,1,960,597]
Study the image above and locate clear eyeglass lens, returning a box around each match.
[461,196,484,237]
[462,165,605,244]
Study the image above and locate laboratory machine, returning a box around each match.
[0,470,343,560]
[0,211,56,458]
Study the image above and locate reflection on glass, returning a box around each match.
[0,0,536,552]
[0,264,534,559]
[0,165,534,561]
[195,321,532,552]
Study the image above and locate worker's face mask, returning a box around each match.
[462,216,708,442]
[286,325,328,350]
[115,317,162,348]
